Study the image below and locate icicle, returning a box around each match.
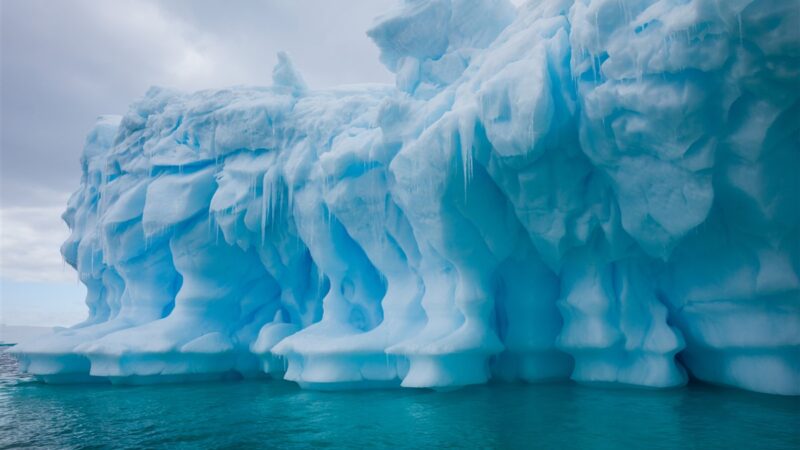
[459,112,475,202]
[273,176,280,227]
[261,171,272,246]
[594,8,601,50]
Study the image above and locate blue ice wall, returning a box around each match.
[12,0,799,395]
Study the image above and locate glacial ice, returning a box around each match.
[10,0,799,395]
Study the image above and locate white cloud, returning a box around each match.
[0,202,76,283]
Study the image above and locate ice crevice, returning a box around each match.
[11,0,799,395]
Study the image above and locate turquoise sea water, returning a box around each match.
[1,350,798,449]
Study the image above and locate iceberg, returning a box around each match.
[11,0,799,395]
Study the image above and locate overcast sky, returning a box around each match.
[0,0,396,326]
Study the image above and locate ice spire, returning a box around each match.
[272,51,307,96]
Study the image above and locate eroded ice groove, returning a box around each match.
[11,0,799,394]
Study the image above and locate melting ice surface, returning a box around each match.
[11,0,800,395]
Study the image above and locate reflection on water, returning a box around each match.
[1,350,798,449]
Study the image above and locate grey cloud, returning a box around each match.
[1,0,394,209]
[1,0,396,285]
[154,0,396,87]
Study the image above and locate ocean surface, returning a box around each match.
[1,350,798,449]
